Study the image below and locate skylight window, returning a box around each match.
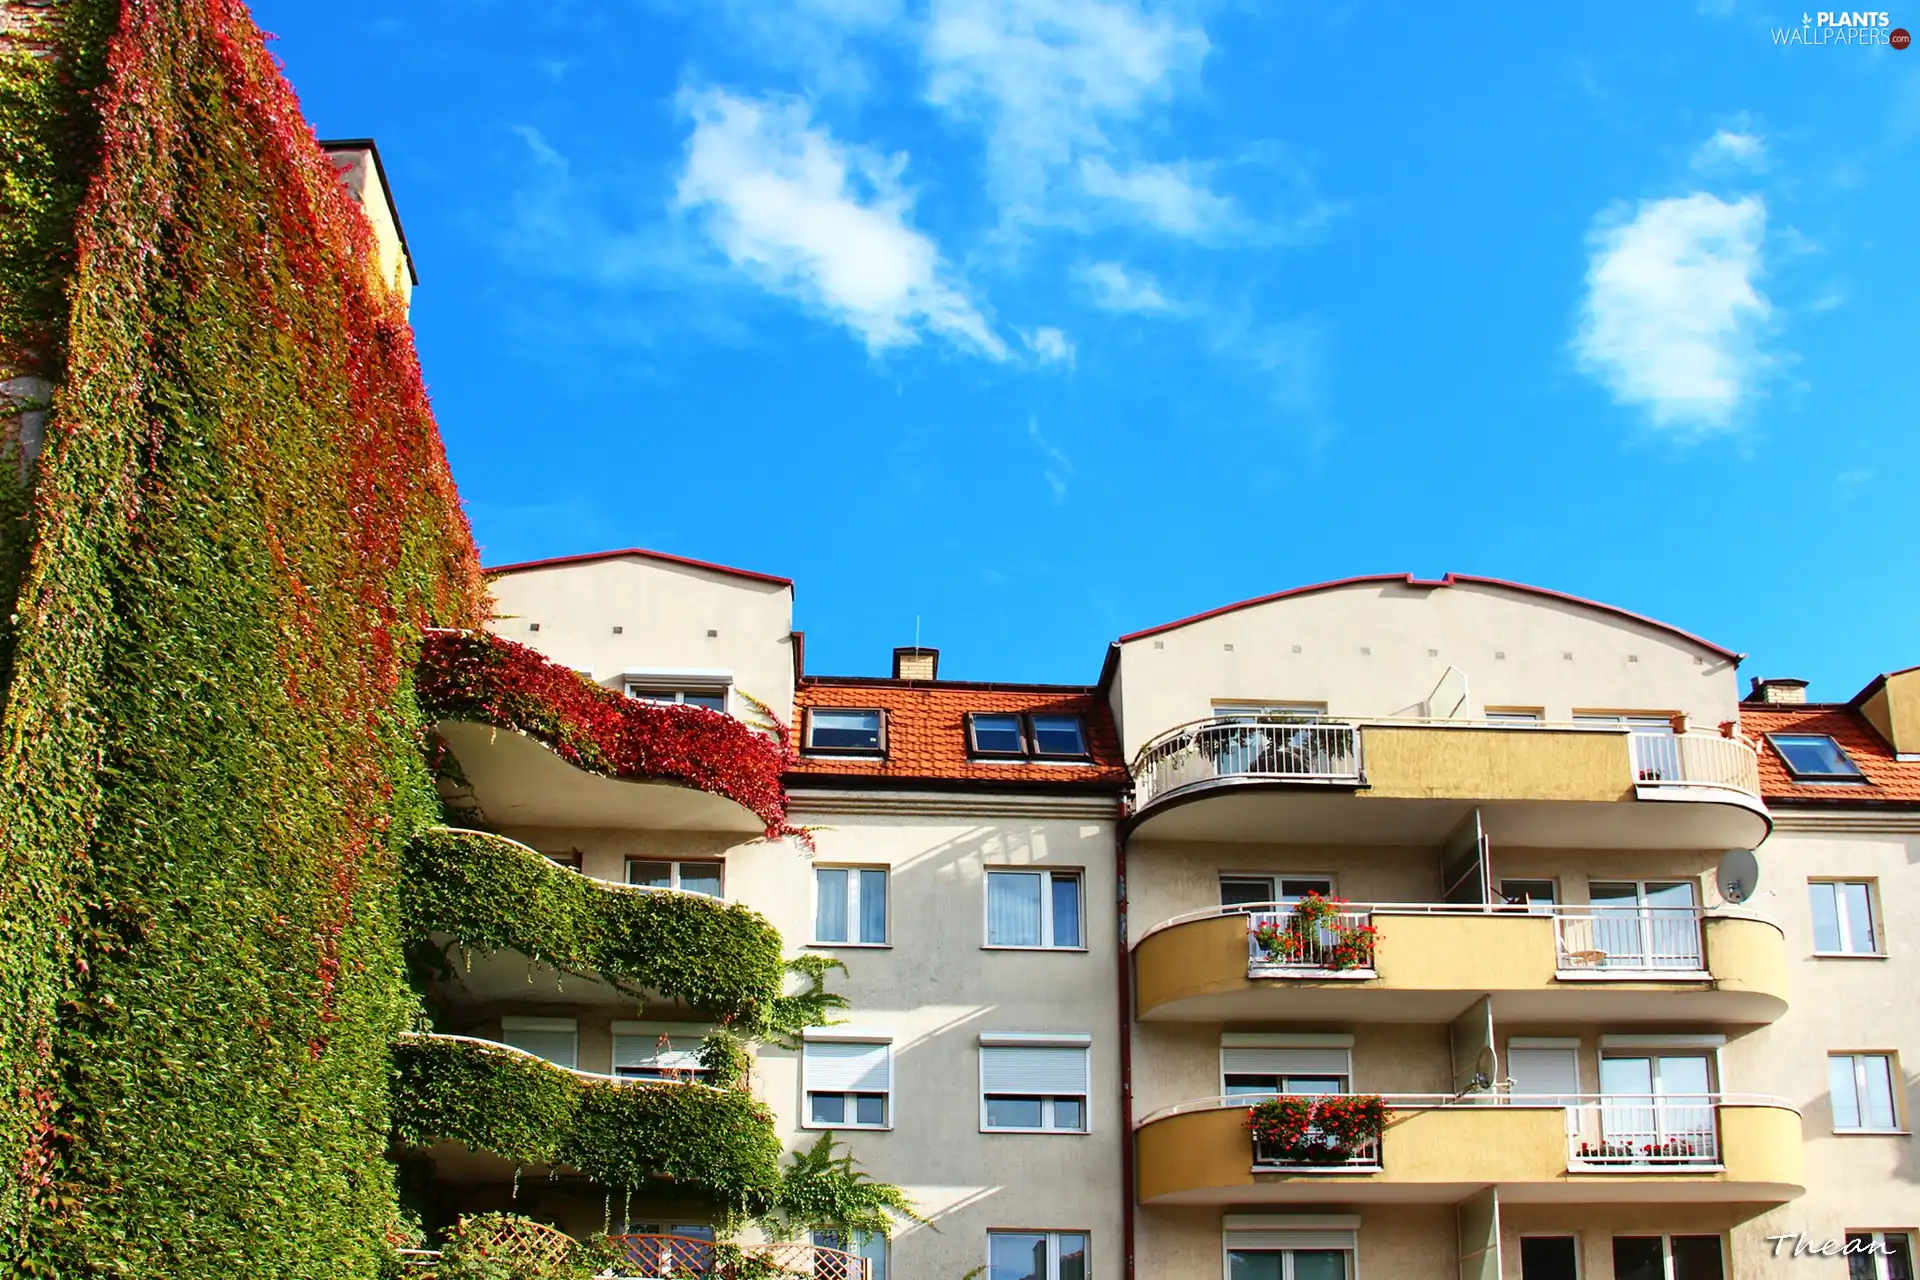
[1766,733,1864,782]
[965,712,1089,761]
[806,708,885,754]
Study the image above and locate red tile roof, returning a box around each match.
[1742,704,1920,805]
[789,681,1128,787]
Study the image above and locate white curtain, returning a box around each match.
[816,868,848,942]
[988,873,1043,946]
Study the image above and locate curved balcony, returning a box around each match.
[420,630,794,837]
[1135,1093,1804,1206]
[390,1033,782,1212]
[1133,904,1788,1024]
[405,827,786,1021]
[1126,718,1768,849]
[401,1226,874,1278]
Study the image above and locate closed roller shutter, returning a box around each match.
[981,1045,1090,1094]
[804,1041,892,1093]
[1221,1047,1352,1077]
[1224,1228,1357,1252]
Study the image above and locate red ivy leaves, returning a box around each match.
[416,631,802,844]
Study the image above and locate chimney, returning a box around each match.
[320,139,417,311]
[1747,677,1809,705]
[893,647,939,681]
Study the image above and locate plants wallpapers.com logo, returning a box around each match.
[1773,11,1912,45]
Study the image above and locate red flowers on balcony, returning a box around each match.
[417,631,799,841]
[1247,1094,1389,1166]
[1248,893,1379,971]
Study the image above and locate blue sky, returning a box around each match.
[256,1,1918,696]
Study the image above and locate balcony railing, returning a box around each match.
[1132,717,1363,811]
[1629,730,1761,795]
[1245,906,1377,974]
[1553,906,1705,973]
[608,1235,870,1279]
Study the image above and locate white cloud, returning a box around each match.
[1691,127,1767,173]
[1023,325,1076,365]
[675,87,1006,358]
[923,0,1209,227]
[1027,415,1073,502]
[1574,192,1773,432]
[1078,156,1236,237]
[1073,260,1174,312]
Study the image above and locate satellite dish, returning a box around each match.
[1473,1046,1497,1088]
[1717,849,1760,905]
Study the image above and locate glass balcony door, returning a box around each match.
[1588,880,1699,970]
[1597,1054,1715,1161]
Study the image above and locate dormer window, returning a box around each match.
[806,708,885,755]
[1766,733,1865,782]
[965,712,1089,761]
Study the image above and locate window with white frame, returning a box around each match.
[1831,1053,1902,1132]
[499,1016,578,1070]
[1611,1234,1724,1280]
[1219,874,1332,910]
[1220,1034,1353,1098]
[1223,1216,1357,1280]
[1486,708,1545,725]
[805,708,885,754]
[815,866,888,946]
[802,1033,892,1129]
[1844,1232,1915,1280]
[980,1034,1090,1133]
[986,1230,1087,1280]
[612,1022,711,1082]
[1810,880,1883,956]
[626,684,728,712]
[812,1231,889,1280]
[627,858,724,898]
[986,869,1083,948]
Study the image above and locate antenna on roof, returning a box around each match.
[915,615,921,649]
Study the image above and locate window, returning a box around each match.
[1595,1052,1715,1158]
[1519,1236,1579,1280]
[806,708,885,754]
[1220,875,1333,910]
[1767,733,1865,782]
[965,712,1089,760]
[1220,1036,1352,1099]
[612,1022,711,1082]
[986,870,1083,948]
[813,1231,889,1280]
[803,1035,892,1130]
[1223,1219,1355,1280]
[1847,1233,1915,1280]
[1586,880,1701,970]
[1501,878,1559,912]
[627,684,728,713]
[1487,708,1545,725]
[500,1016,578,1070]
[1576,713,1680,781]
[1215,702,1328,721]
[628,858,724,897]
[1811,880,1883,955]
[980,1035,1091,1133]
[815,866,888,945]
[987,1230,1086,1280]
[1611,1235,1723,1280]
[1831,1053,1902,1132]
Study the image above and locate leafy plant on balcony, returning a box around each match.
[1247,1094,1388,1165]
[1576,1136,1699,1161]
[417,631,805,844]
[1248,893,1379,970]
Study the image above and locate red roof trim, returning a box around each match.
[1113,572,1744,661]
[483,547,793,588]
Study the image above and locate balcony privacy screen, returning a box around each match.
[803,1041,892,1093]
[1222,1047,1352,1077]
[981,1046,1090,1094]
[612,1034,705,1074]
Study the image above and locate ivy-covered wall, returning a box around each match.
[0,4,483,1278]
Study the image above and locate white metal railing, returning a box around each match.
[1629,731,1761,796]
[1246,907,1375,972]
[1554,907,1705,973]
[1139,1093,1792,1172]
[1131,717,1362,810]
[398,1032,723,1092]
[1253,1130,1382,1169]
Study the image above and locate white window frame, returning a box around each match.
[1219,873,1336,910]
[1219,1033,1355,1098]
[812,864,890,947]
[626,857,725,897]
[1830,1052,1905,1134]
[1608,1234,1725,1280]
[986,1230,1088,1280]
[984,868,1086,950]
[804,707,887,755]
[979,1033,1092,1135]
[611,1020,713,1083]
[1486,708,1545,725]
[802,1030,894,1132]
[1809,879,1885,957]
[1844,1233,1915,1280]
[499,1016,579,1070]
[1220,1215,1359,1280]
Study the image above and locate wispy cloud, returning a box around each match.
[1574,192,1773,432]
[922,0,1210,230]
[1691,125,1767,174]
[1027,414,1073,502]
[1022,325,1076,365]
[675,87,1006,358]
[1073,260,1175,312]
[1078,156,1236,237]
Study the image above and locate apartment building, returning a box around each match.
[417,550,1915,1280]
